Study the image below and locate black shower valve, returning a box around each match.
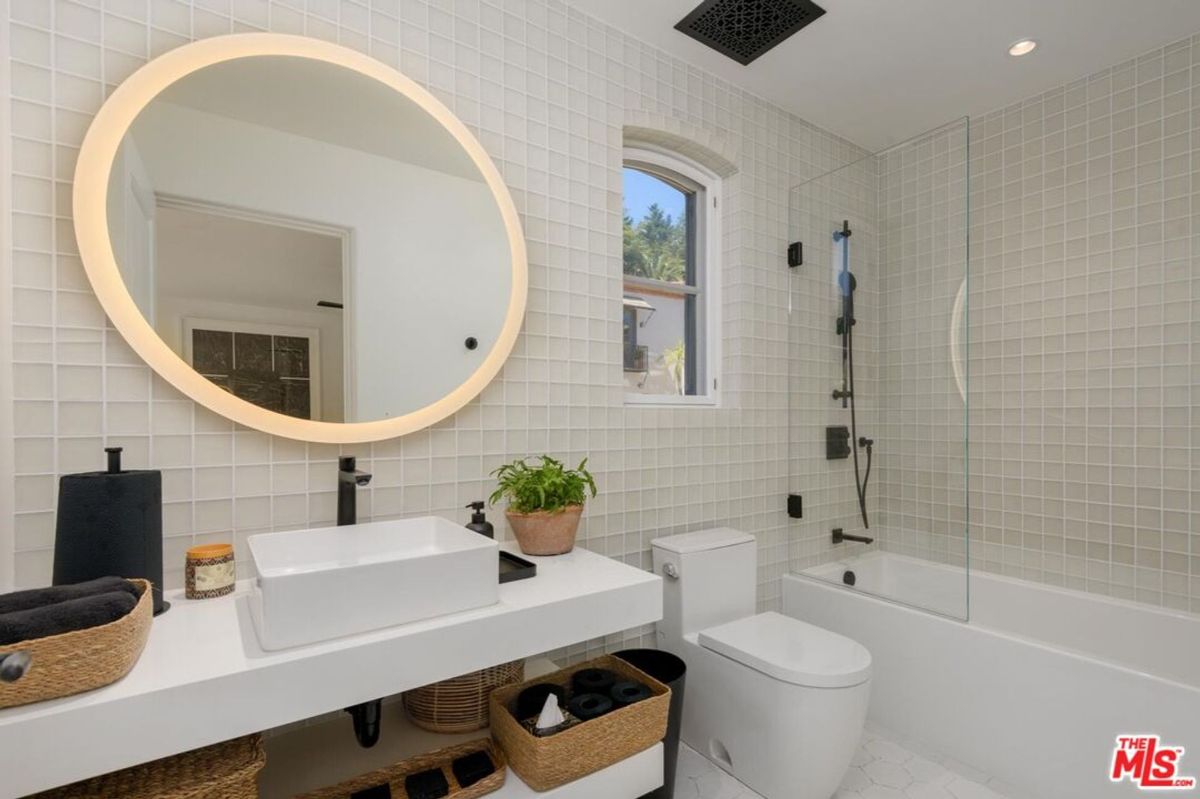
[826,426,851,460]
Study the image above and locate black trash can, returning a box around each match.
[615,648,687,799]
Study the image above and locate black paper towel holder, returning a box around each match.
[53,447,170,615]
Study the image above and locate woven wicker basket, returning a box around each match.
[30,734,264,799]
[298,737,506,799]
[403,659,524,733]
[489,654,670,791]
[0,577,153,709]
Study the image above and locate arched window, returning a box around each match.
[622,147,720,404]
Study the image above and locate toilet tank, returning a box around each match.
[652,528,756,646]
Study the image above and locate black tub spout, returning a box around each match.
[832,528,874,545]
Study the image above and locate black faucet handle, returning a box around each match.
[339,455,356,471]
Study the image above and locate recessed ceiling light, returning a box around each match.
[1008,39,1038,57]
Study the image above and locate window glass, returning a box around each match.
[622,165,704,398]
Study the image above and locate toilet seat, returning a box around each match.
[698,611,872,688]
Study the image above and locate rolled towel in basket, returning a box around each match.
[0,576,141,616]
[0,590,138,646]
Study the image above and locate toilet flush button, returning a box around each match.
[663,563,679,579]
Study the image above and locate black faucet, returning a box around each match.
[832,528,874,545]
[337,456,372,526]
[337,456,380,747]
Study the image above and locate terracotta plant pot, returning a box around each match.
[505,505,584,556]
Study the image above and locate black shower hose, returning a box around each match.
[846,312,872,529]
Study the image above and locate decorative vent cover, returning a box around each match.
[674,0,827,65]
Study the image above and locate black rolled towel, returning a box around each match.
[451,750,496,789]
[403,767,449,799]
[566,692,613,721]
[571,667,616,696]
[610,680,652,707]
[0,576,141,616]
[0,590,138,646]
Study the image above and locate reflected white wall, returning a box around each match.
[123,101,509,421]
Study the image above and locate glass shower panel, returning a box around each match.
[788,118,970,620]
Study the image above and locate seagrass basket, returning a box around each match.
[298,737,505,799]
[31,734,264,799]
[403,659,524,733]
[489,654,670,790]
[0,577,153,709]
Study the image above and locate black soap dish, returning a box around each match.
[498,551,537,583]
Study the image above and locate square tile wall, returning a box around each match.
[7,1,1197,654]
[2,0,870,661]
[874,119,970,565]
[788,31,1200,619]
[966,37,1200,613]
[807,38,1200,616]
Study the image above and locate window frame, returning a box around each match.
[621,146,721,407]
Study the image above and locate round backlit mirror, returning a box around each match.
[74,34,526,443]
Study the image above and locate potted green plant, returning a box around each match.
[489,456,597,555]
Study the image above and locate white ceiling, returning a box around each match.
[568,0,1200,152]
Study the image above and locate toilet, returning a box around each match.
[652,528,871,799]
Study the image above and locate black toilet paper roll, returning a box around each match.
[567,692,613,721]
[571,667,616,695]
[610,680,652,707]
[515,683,566,720]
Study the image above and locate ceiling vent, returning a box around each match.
[674,0,827,65]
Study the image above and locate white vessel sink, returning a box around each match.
[248,516,499,650]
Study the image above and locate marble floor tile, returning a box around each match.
[673,723,1026,799]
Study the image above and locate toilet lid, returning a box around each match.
[698,612,872,688]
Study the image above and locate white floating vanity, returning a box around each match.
[0,543,662,798]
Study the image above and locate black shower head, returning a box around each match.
[839,270,857,297]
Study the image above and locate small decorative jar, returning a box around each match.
[185,543,236,599]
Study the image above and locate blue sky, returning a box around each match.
[623,167,685,223]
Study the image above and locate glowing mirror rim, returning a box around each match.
[73,34,527,444]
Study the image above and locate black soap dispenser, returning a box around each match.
[465,501,494,538]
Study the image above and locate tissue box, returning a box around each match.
[489,655,670,790]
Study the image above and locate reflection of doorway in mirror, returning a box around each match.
[151,198,352,422]
[184,319,321,420]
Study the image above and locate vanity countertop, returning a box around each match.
[0,543,662,798]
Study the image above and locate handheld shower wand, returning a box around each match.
[832,221,873,530]
[833,221,854,408]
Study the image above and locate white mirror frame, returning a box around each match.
[73,33,527,444]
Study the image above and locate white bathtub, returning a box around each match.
[782,552,1200,799]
